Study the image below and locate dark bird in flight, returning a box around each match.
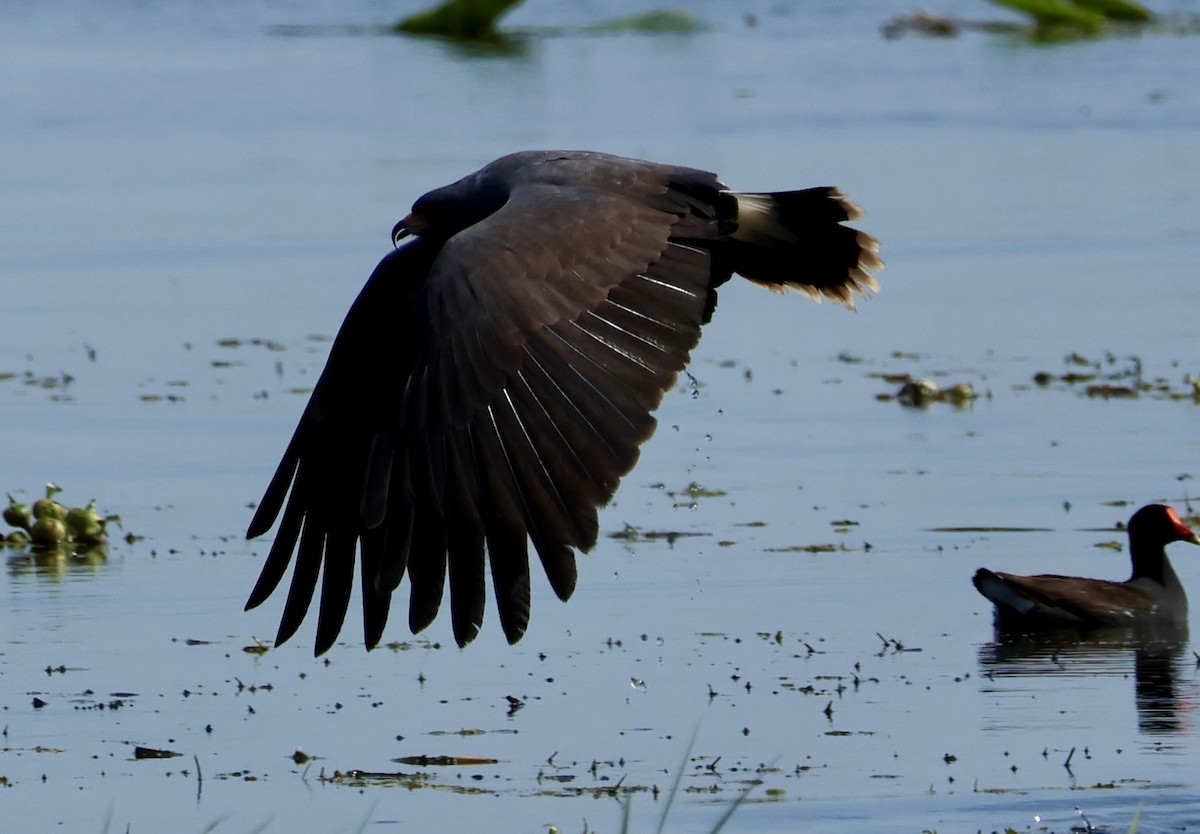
[974,503,1199,631]
[245,150,883,654]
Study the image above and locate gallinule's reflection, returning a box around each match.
[978,624,1191,736]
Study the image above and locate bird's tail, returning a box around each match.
[972,568,1038,616]
[722,187,883,309]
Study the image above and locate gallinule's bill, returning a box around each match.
[245,150,883,654]
[973,504,1199,630]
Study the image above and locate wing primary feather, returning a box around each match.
[599,296,684,337]
[510,369,605,540]
[567,319,658,375]
[518,348,627,496]
[378,485,415,592]
[541,326,654,419]
[275,515,325,647]
[245,479,307,611]
[359,525,392,649]
[582,309,671,355]
[360,432,394,529]
[406,506,448,635]
[246,433,301,539]
[519,345,619,458]
[313,528,357,655]
[485,520,532,643]
[635,272,703,299]
[471,415,535,642]
[490,394,581,599]
[445,431,488,647]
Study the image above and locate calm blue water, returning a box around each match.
[3,1,1200,831]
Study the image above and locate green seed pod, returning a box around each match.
[74,520,105,541]
[4,499,33,531]
[5,530,31,546]
[31,516,68,546]
[33,499,68,522]
[66,502,104,537]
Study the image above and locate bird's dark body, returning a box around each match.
[246,150,882,654]
[973,504,1198,632]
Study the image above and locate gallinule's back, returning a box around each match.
[973,504,1199,630]
[245,150,883,654]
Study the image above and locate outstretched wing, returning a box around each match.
[244,241,435,650]
[247,180,719,653]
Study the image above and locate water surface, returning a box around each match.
[3,1,1200,831]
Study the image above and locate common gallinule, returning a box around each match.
[245,150,883,654]
[973,504,1199,630]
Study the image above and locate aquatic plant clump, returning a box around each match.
[3,483,119,553]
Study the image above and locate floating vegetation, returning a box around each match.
[670,481,727,500]
[608,524,708,544]
[994,0,1153,29]
[765,543,849,554]
[577,10,706,35]
[877,377,979,408]
[216,336,286,351]
[322,768,434,789]
[395,0,703,41]
[3,483,122,555]
[930,525,1053,533]
[396,0,523,39]
[884,0,1171,41]
[882,10,1024,37]
[1030,352,1199,401]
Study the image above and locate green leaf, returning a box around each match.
[990,0,1105,30]
[396,0,524,39]
[1070,0,1153,22]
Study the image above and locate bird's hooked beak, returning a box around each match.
[392,212,428,248]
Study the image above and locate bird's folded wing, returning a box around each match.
[998,573,1156,621]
